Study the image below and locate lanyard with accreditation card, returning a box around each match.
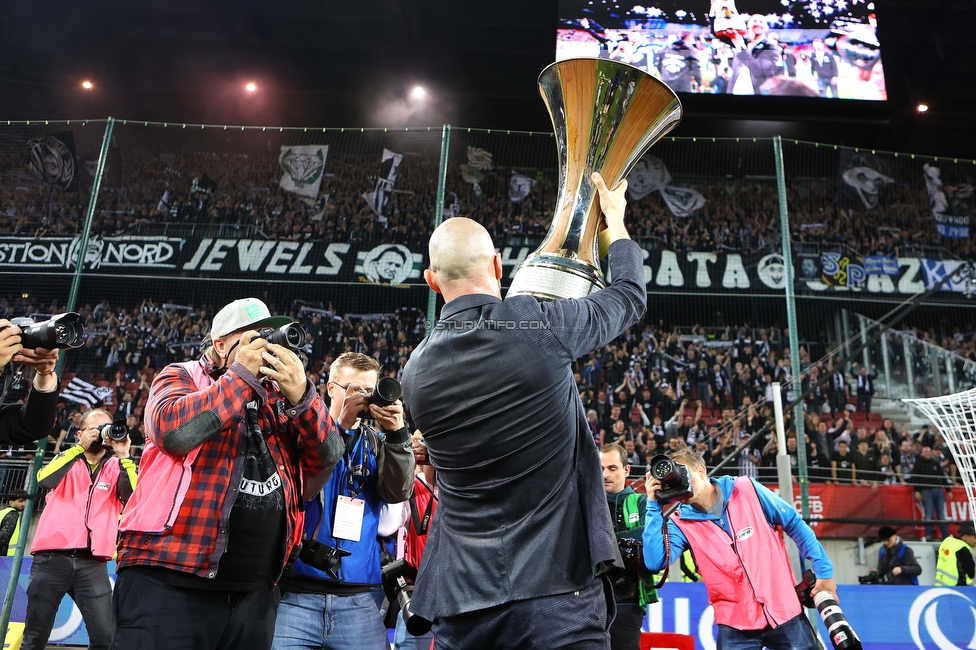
[332,426,371,542]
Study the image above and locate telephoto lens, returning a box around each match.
[10,313,86,350]
[814,591,862,650]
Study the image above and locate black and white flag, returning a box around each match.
[363,149,403,222]
[626,156,705,217]
[60,377,113,407]
[509,171,536,202]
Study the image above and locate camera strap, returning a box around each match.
[408,480,435,536]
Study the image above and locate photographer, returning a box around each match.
[601,443,657,650]
[112,298,344,650]
[643,448,835,650]
[0,318,61,446]
[274,352,413,650]
[22,408,137,650]
[874,526,921,585]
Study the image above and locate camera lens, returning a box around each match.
[282,323,305,348]
[101,422,129,441]
[652,459,675,480]
[372,377,402,407]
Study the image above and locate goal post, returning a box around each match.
[904,388,976,530]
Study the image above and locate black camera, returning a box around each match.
[356,377,403,420]
[369,377,402,407]
[96,421,129,442]
[8,313,85,350]
[649,454,693,503]
[857,570,888,585]
[796,569,862,650]
[608,538,648,603]
[296,538,350,580]
[255,322,310,355]
[381,559,431,636]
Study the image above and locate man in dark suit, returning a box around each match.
[856,364,877,413]
[809,38,839,98]
[401,172,646,649]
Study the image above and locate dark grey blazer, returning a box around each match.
[401,239,647,619]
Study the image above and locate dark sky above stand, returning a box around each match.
[0,0,974,156]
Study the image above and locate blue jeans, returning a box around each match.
[272,591,388,650]
[920,488,950,539]
[394,608,434,650]
[717,614,819,650]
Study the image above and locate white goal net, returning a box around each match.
[904,389,976,528]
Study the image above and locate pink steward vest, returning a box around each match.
[31,455,124,559]
[119,360,205,534]
[673,476,801,630]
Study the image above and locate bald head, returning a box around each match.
[425,217,502,301]
[429,218,495,280]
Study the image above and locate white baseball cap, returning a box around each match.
[211,298,292,339]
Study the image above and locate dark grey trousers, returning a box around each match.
[432,576,615,650]
[22,552,115,650]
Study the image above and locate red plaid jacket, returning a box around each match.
[117,359,339,581]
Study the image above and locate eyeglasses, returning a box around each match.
[332,382,375,393]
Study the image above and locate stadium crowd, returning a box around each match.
[0,293,963,495]
[2,140,969,260]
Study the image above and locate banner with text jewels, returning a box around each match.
[4,235,975,301]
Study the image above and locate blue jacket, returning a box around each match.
[642,475,833,579]
[294,427,383,586]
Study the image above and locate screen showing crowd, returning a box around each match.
[557,0,887,100]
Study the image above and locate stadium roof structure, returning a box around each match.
[0,0,973,157]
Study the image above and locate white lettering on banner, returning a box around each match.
[200,239,234,271]
[794,494,824,525]
[102,241,175,266]
[899,258,926,294]
[642,248,653,285]
[722,254,750,289]
[675,598,690,635]
[0,241,69,266]
[290,243,315,274]
[950,500,971,521]
[239,472,281,496]
[656,251,684,287]
[316,243,349,275]
[237,240,277,271]
[687,252,716,288]
[183,238,212,271]
[498,247,530,279]
[867,273,896,294]
[698,606,717,650]
[267,242,299,273]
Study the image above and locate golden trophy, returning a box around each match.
[507,58,682,300]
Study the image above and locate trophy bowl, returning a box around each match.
[507,58,682,301]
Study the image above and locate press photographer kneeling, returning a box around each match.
[643,448,838,650]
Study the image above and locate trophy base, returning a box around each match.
[507,255,607,301]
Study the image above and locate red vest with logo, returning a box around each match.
[672,476,800,630]
[31,455,124,559]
